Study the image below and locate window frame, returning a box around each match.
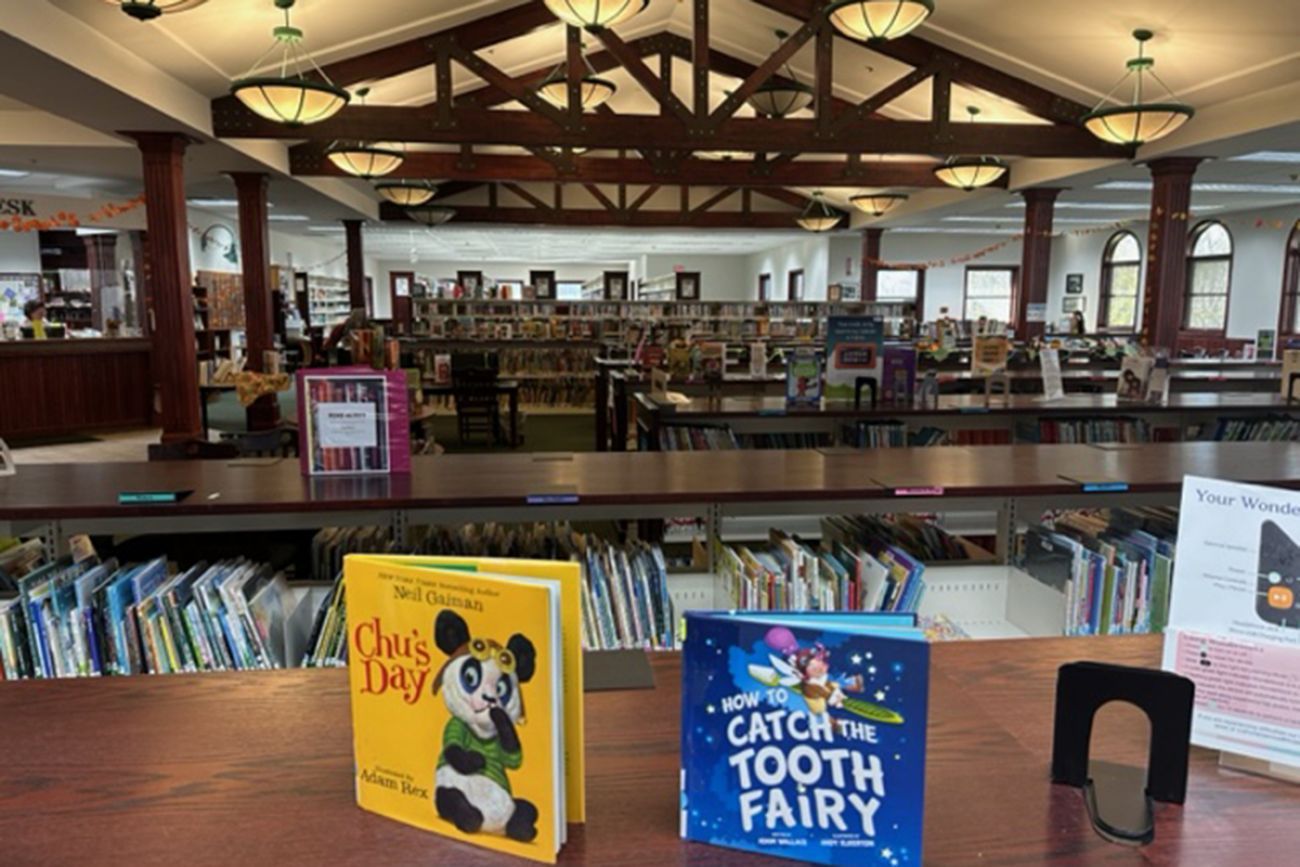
[1182,220,1233,334]
[787,269,805,302]
[962,265,1019,324]
[758,272,772,301]
[1279,225,1300,336]
[1098,230,1143,332]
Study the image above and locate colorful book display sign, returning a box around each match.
[970,335,1009,375]
[825,316,883,401]
[785,347,824,407]
[297,367,411,476]
[1162,477,1300,770]
[681,611,928,865]
[881,346,917,405]
[345,555,585,864]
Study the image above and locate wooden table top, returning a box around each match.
[0,635,1292,866]
[2,441,1299,522]
[639,391,1294,419]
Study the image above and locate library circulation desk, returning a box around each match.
[0,636,1295,865]
[0,338,152,439]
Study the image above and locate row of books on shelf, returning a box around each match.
[716,515,986,618]
[0,555,308,680]
[1209,415,1300,442]
[305,523,677,656]
[1033,417,1152,444]
[1017,507,1176,636]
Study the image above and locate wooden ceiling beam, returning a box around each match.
[591,29,697,125]
[832,62,938,132]
[289,148,991,188]
[232,105,1126,157]
[709,20,822,126]
[748,0,1092,125]
[379,202,809,229]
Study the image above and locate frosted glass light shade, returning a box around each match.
[375,181,437,207]
[109,0,208,21]
[544,0,648,29]
[406,207,456,227]
[537,74,616,110]
[747,80,814,117]
[1083,104,1193,145]
[850,193,909,216]
[796,214,843,232]
[933,156,1008,191]
[827,1,934,42]
[233,77,349,126]
[326,143,405,178]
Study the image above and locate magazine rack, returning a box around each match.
[1050,661,1194,845]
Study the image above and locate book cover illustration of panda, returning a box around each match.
[345,555,572,864]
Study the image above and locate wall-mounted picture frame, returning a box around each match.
[1062,296,1087,313]
[604,270,629,301]
[530,270,556,300]
[1065,273,1085,295]
[675,271,700,300]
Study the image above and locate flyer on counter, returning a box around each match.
[297,367,411,476]
[1161,476,1300,768]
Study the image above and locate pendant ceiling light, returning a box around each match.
[324,89,404,178]
[796,192,843,233]
[541,146,591,157]
[406,206,456,227]
[1082,29,1194,146]
[933,107,1008,191]
[850,193,909,216]
[536,39,616,111]
[746,31,814,117]
[374,180,438,208]
[827,0,934,43]
[544,0,648,30]
[106,0,208,21]
[230,0,349,126]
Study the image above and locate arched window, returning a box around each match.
[1099,231,1142,331]
[1183,221,1233,332]
[1280,224,1300,335]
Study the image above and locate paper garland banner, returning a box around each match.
[0,195,146,232]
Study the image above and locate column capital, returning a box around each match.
[1020,187,1065,204]
[122,131,197,157]
[1143,156,1205,178]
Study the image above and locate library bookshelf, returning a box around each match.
[5,442,1298,643]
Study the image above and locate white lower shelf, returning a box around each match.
[665,564,1066,642]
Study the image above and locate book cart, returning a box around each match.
[5,442,1300,644]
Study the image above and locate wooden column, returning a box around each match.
[231,171,280,431]
[1016,187,1061,340]
[343,219,367,313]
[860,228,883,302]
[131,132,202,443]
[1141,158,1203,351]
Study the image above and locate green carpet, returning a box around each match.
[205,388,596,453]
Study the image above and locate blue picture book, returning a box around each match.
[680,611,928,866]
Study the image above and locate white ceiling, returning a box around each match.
[4,1,1299,258]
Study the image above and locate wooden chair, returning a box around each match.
[452,367,504,446]
[147,439,239,461]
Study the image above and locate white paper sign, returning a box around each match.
[315,402,378,448]
[1162,476,1300,767]
[1039,348,1064,402]
[1026,302,1048,323]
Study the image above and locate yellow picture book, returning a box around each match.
[345,555,585,864]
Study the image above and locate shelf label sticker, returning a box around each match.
[957,406,990,414]
[757,408,787,417]
[117,490,192,504]
[1082,482,1130,493]
[526,493,580,505]
[894,486,945,497]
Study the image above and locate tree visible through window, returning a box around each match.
[1100,231,1142,331]
[1184,221,1232,332]
[963,267,1016,322]
[877,269,919,301]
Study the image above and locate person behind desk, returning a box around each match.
[21,300,60,340]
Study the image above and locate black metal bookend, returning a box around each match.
[1050,661,1195,846]
[853,376,878,411]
